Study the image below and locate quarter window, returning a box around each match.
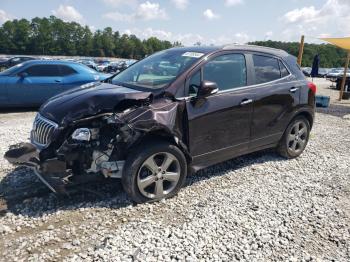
[23,65,60,77]
[253,55,280,84]
[203,54,247,91]
[279,60,290,78]
[59,65,77,76]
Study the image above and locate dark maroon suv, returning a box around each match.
[5,45,316,203]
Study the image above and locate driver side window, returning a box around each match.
[187,53,247,96]
[188,70,201,96]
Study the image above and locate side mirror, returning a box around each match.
[18,72,28,78]
[197,80,219,98]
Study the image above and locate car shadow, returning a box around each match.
[0,149,286,218]
[0,107,38,113]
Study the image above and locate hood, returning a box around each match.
[40,82,152,126]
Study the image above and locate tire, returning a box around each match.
[277,116,311,159]
[122,140,187,203]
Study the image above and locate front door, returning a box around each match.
[9,64,63,106]
[185,53,254,168]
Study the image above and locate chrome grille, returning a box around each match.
[31,114,58,146]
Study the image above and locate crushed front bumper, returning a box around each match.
[4,143,68,194]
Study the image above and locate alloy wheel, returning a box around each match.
[137,152,181,199]
[287,120,308,154]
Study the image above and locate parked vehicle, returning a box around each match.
[318,68,328,78]
[104,60,135,73]
[0,60,110,107]
[96,60,111,72]
[77,59,98,71]
[5,45,316,203]
[302,67,311,77]
[104,61,125,74]
[326,68,344,82]
[0,56,35,71]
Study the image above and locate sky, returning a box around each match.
[0,0,349,46]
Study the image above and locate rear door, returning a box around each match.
[185,52,255,168]
[249,54,300,149]
[8,64,63,106]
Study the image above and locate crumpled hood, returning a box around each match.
[40,82,152,125]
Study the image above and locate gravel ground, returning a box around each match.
[0,80,349,261]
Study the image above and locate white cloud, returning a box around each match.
[171,0,189,10]
[284,6,319,24]
[225,0,244,6]
[102,0,138,7]
[0,9,14,24]
[203,9,220,20]
[103,1,168,22]
[52,5,83,23]
[136,1,168,20]
[281,0,350,41]
[123,27,250,46]
[265,31,273,40]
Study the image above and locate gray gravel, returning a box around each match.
[0,81,350,261]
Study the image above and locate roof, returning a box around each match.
[170,44,290,58]
[222,44,289,57]
[21,60,83,66]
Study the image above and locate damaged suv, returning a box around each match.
[5,45,316,203]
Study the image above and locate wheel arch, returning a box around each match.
[128,130,192,164]
[293,110,314,129]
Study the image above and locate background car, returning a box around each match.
[0,56,36,71]
[77,59,98,71]
[302,67,311,77]
[326,68,344,82]
[0,60,110,107]
[96,60,111,72]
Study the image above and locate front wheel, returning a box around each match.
[277,116,311,159]
[122,141,187,203]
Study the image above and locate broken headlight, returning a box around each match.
[71,128,91,141]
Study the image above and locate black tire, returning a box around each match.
[122,140,187,203]
[277,116,311,159]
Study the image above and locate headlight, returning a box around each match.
[71,128,91,141]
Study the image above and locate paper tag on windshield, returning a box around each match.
[182,52,204,58]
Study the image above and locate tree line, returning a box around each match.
[0,16,347,67]
[249,40,347,68]
[0,16,180,59]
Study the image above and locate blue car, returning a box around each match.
[0,60,110,107]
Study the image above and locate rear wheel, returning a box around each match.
[122,141,187,203]
[277,116,310,159]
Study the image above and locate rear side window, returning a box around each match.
[59,65,77,76]
[253,55,280,84]
[23,65,60,77]
[279,60,290,78]
[203,53,247,91]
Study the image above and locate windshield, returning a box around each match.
[111,49,204,89]
[0,63,24,75]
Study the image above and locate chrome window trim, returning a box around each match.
[178,75,300,100]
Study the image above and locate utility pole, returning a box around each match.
[297,35,305,66]
[339,51,350,101]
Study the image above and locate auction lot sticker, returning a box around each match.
[182,52,204,58]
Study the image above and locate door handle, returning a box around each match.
[240,99,253,106]
[55,80,62,83]
[290,87,299,93]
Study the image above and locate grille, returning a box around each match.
[31,114,58,146]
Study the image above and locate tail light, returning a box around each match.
[308,82,317,94]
